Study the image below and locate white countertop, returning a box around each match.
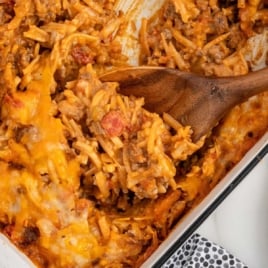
[197,153,268,268]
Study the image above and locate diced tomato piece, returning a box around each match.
[71,45,94,65]
[101,110,126,137]
[3,93,24,108]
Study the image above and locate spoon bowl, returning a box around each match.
[100,66,268,141]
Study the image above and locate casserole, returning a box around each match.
[0,0,267,267]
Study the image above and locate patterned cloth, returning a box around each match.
[163,233,248,268]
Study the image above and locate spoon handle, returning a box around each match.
[210,67,268,102]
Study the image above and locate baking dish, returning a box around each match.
[0,0,268,267]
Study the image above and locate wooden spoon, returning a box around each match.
[100,66,268,141]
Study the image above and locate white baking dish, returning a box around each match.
[0,1,267,267]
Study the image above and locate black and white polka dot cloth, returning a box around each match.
[163,233,248,268]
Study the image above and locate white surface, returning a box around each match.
[0,235,35,268]
[198,153,268,268]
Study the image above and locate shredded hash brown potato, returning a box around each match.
[0,0,267,267]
